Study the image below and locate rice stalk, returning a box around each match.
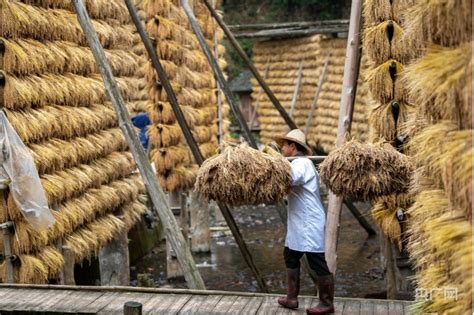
[407,122,472,216]
[147,123,183,148]
[371,201,402,249]
[363,0,393,26]
[402,44,472,130]
[151,145,191,172]
[403,0,471,49]
[319,139,413,201]
[366,59,406,104]
[18,255,48,284]
[36,246,64,279]
[369,101,414,142]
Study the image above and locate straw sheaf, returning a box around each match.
[30,128,128,175]
[402,44,472,130]
[368,101,414,142]
[143,0,171,17]
[363,21,412,64]
[2,39,140,77]
[319,140,413,201]
[63,213,126,263]
[36,246,64,279]
[403,0,471,49]
[40,151,136,205]
[366,59,407,104]
[159,165,198,192]
[3,73,138,110]
[151,145,191,171]
[371,202,402,249]
[148,123,183,147]
[48,175,144,242]
[363,0,392,27]
[406,190,472,314]
[16,254,48,284]
[1,1,134,49]
[194,144,292,206]
[6,104,117,144]
[3,174,141,255]
[20,0,131,24]
[122,199,147,231]
[407,122,472,216]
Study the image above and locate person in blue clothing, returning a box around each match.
[131,112,151,151]
[275,129,335,315]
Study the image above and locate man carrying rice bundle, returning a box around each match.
[275,129,335,315]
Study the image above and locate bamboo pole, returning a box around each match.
[289,61,304,119]
[181,0,257,148]
[125,0,268,293]
[325,0,363,274]
[228,20,350,31]
[72,0,205,290]
[304,54,330,135]
[212,0,223,145]
[202,0,298,130]
[249,59,270,129]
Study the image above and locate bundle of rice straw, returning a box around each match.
[194,143,292,206]
[319,139,412,201]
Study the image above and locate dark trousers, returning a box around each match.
[284,247,331,276]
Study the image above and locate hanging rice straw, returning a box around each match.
[319,139,412,201]
[194,143,292,206]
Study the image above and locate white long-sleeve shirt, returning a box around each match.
[285,157,326,253]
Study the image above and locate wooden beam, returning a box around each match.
[304,54,330,135]
[234,27,348,39]
[228,20,350,32]
[72,0,205,290]
[202,0,298,131]
[343,200,376,236]
[289,61,304,120]
[181,0,258,148]
[325,0,363,274]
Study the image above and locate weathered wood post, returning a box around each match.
[166,190,184,279]
[99,230,130,286]
[188,191,211,253]
[72,0,205,290]
[289,61,304,119]
[304,54,331,135]
[124,301,142,315]
[325,0,363,274]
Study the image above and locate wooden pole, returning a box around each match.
[72,0,205,290]
[249,59,270,129]
[343,200,376,236]
[124,0,268,292]
[202,0,298,130]
[181,0,257,148]
[304,54,330,135]
[228,20,350,32]
[325,0,363,274]
[124,301,142,315]
[211,0,224,145]
[289,61,304,119]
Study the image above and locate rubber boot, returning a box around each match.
[277,268,300,309]
[306,274,335,314]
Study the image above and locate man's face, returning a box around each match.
[281,141,296,157]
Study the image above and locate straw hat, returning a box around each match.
[275,129,312,155]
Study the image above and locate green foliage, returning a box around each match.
[223,38,254,80]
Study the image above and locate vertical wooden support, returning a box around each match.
[124,301,142,315]
[304,54,330,135]
[249,59,270,129]
[73,0,206,290]
[325,0,363,274]
[166,191,184,279]
[211,0,223,145]
[1,220,14,283]
[60,244,76,285]
[99,230,130,286]
[188,191,211,253]
[289,61,304,119]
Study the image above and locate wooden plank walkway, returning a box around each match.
[0,284,413,314]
